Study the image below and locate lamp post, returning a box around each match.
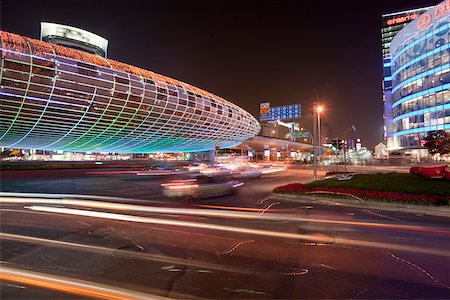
[312,104,325,181]
[316,105,324,162]
[313,106,317,181]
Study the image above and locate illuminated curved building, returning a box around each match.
[0,30,260,153]
[387,1,450,150]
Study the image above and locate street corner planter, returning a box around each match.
[420,163,448,179]
[445,167,450,180]
[409,166,422,174]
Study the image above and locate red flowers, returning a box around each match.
[273,183,447,205]
[273,183,309,192]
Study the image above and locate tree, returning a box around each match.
[423,130,450,155]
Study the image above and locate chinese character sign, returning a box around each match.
[260,102,270,114]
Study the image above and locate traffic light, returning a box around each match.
[331,139,346,151]
[331,139,339,151]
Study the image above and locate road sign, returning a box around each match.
[293,132,309,138]
[260,102,270,114]
[260,104,301,122]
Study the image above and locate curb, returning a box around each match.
[273,193,450,218]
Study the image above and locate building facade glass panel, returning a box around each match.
[388,1,450,149]
[0,30,260,153]
[381,6,431,143]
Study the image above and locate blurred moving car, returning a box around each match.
[161,175,243,198]
[259,166,287,174]
[185,163,208,172]
[200,166,233,176]
[232,168,262,179]
[137,165,182,176]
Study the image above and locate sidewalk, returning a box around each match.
[274,193,450,218]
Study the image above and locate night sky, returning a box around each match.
[0,0,439,149]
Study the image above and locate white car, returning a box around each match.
[185,163,208,172]
[161,175,243,198]
[232,168,262,179]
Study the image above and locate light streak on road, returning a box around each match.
[0,232,250,274]
[0,264,167,300]
[1,196,449,237]
[23,205,450,257]
[260,167,287,174]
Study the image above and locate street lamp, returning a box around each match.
[312,104,324,181]
[316,105,324,146]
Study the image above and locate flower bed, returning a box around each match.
[273,183,448,206]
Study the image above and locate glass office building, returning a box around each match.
[0,30,260,153]
[388,0,450,149]
[381,6,431,142]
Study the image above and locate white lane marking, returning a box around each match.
[361,209,404,222]
[350,288,368,299]
[284,269,308,276]
[388,253,450,290]
[219,240,254,255]
[258,202,280,215]
[320,264,335,270]
[257,195,276,204]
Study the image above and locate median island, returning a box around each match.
[273,173,450,206]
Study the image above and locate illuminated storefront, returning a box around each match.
[388,0,450,149]
[0,30,260,153]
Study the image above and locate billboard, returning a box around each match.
[260,102,301,122]
[260,102,270,114]
[40,22,109,56]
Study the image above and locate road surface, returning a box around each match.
[1,167,449,299]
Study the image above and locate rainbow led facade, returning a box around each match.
[388,1,450,149]
[0,31,260,153]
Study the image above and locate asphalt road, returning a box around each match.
[1,167,449,299]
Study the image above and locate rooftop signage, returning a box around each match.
[391,1,450,55]
[417,0,450,29]
[260,103,301,122]
[386,13,418,26]
[40,22,109,56]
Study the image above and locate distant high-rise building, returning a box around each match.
[381,6,432,142]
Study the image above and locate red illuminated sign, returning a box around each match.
[417,13,432,29]
[435,0,450,19]
[417,0,450,29]
[387,14,418,26]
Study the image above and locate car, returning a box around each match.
[231,168,262,179]
[161,175,243,198]
[185,163,208,172]
[143,165,179,171]
[137,165,182,176]
[200,166,233,176]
